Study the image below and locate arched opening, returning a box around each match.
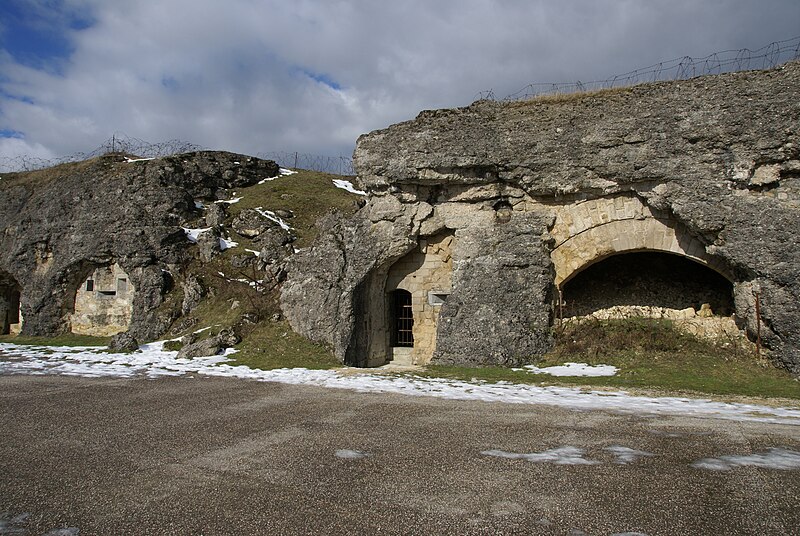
[561,251,734,318]
[390,289,414,347]
[0,273,22,335]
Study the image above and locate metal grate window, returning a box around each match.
[391,290,414,347]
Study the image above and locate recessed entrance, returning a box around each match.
[0,276,22,335]
[561,251,734,317]
[390,289,414,347]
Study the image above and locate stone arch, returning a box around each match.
[68,262,135,336]
[0,271,22,335]
[550,195,731,287]
[561,251,735,318]
[379,232,455,366]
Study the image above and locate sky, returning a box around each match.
[1,0,799,163]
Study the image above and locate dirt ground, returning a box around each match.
[1,375,798,535]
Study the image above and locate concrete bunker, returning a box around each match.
[69,263,134,337]
[0,272,22,335]
[381,232,455,366]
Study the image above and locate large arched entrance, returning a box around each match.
[0,271,22,335]
[561,251,734,318]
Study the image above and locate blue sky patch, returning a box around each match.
[300,68,342,91]
[0,129,24,139]
[0,0,94,70]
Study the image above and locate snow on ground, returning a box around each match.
[482,446,600,465]
[332,179,367,195]
[123,157,155,163]
[215,196,242,205]
[215,271,265,290]
[219,237,238,250]
[1,342,799,425]
[691,448,800,470]
[515,362,618,377]
[245,248,261,256]
[182,227,237,250]
[335,449,369,459]
[258,168,297,184]
[254,207,292,231]
[605,446,655,464]
[183,227,210,243]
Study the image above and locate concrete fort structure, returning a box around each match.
[281,61,800,373]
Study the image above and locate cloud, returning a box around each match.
[1,0,799,163]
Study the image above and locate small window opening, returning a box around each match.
[117,278,128,293]
[390,289,414,347]
[86,280,94,292]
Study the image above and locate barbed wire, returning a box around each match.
[474,36,800,102]
[0,133,355,175]
[0,133,205,173]
[258,151,354,176]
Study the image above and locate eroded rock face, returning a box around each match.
[282,61,800,372]
[0,151,278,342]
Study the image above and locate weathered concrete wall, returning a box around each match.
[283,61,800,372]
[70,263,134,337]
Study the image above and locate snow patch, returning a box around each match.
[516,362,618,377]
[1,344,800,425]
[219,237,238,250]
[254,207,292,231]
[257,168,297,184]
[245,248,261,257]
[335,449,369,459]
[182,227,210,243]
[215,196,241,205]
[332,179,366,195]
[604,446,654,464]
[691,448,800,470]
[482,446,600,465]
[123,157,154,163]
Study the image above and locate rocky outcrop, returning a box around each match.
[0,151,279,342]
[283,61,800,372]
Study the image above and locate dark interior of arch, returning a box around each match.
[562,252,734,317]
[0,272,21,335]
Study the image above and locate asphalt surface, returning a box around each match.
[1,374,798,535]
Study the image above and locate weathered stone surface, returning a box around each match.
[177,337,221,359]
[231,209,273,238]
[196,228,222,262]
[285,62,800,372]
[181,275,206,316]
[0,151,279,342]
[205,203,227,227]
[108,331,139,352]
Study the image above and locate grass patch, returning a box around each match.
[0,333,111,347]
[230,168,361,247]
[228,320,340,370]
[426,319,800,400]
